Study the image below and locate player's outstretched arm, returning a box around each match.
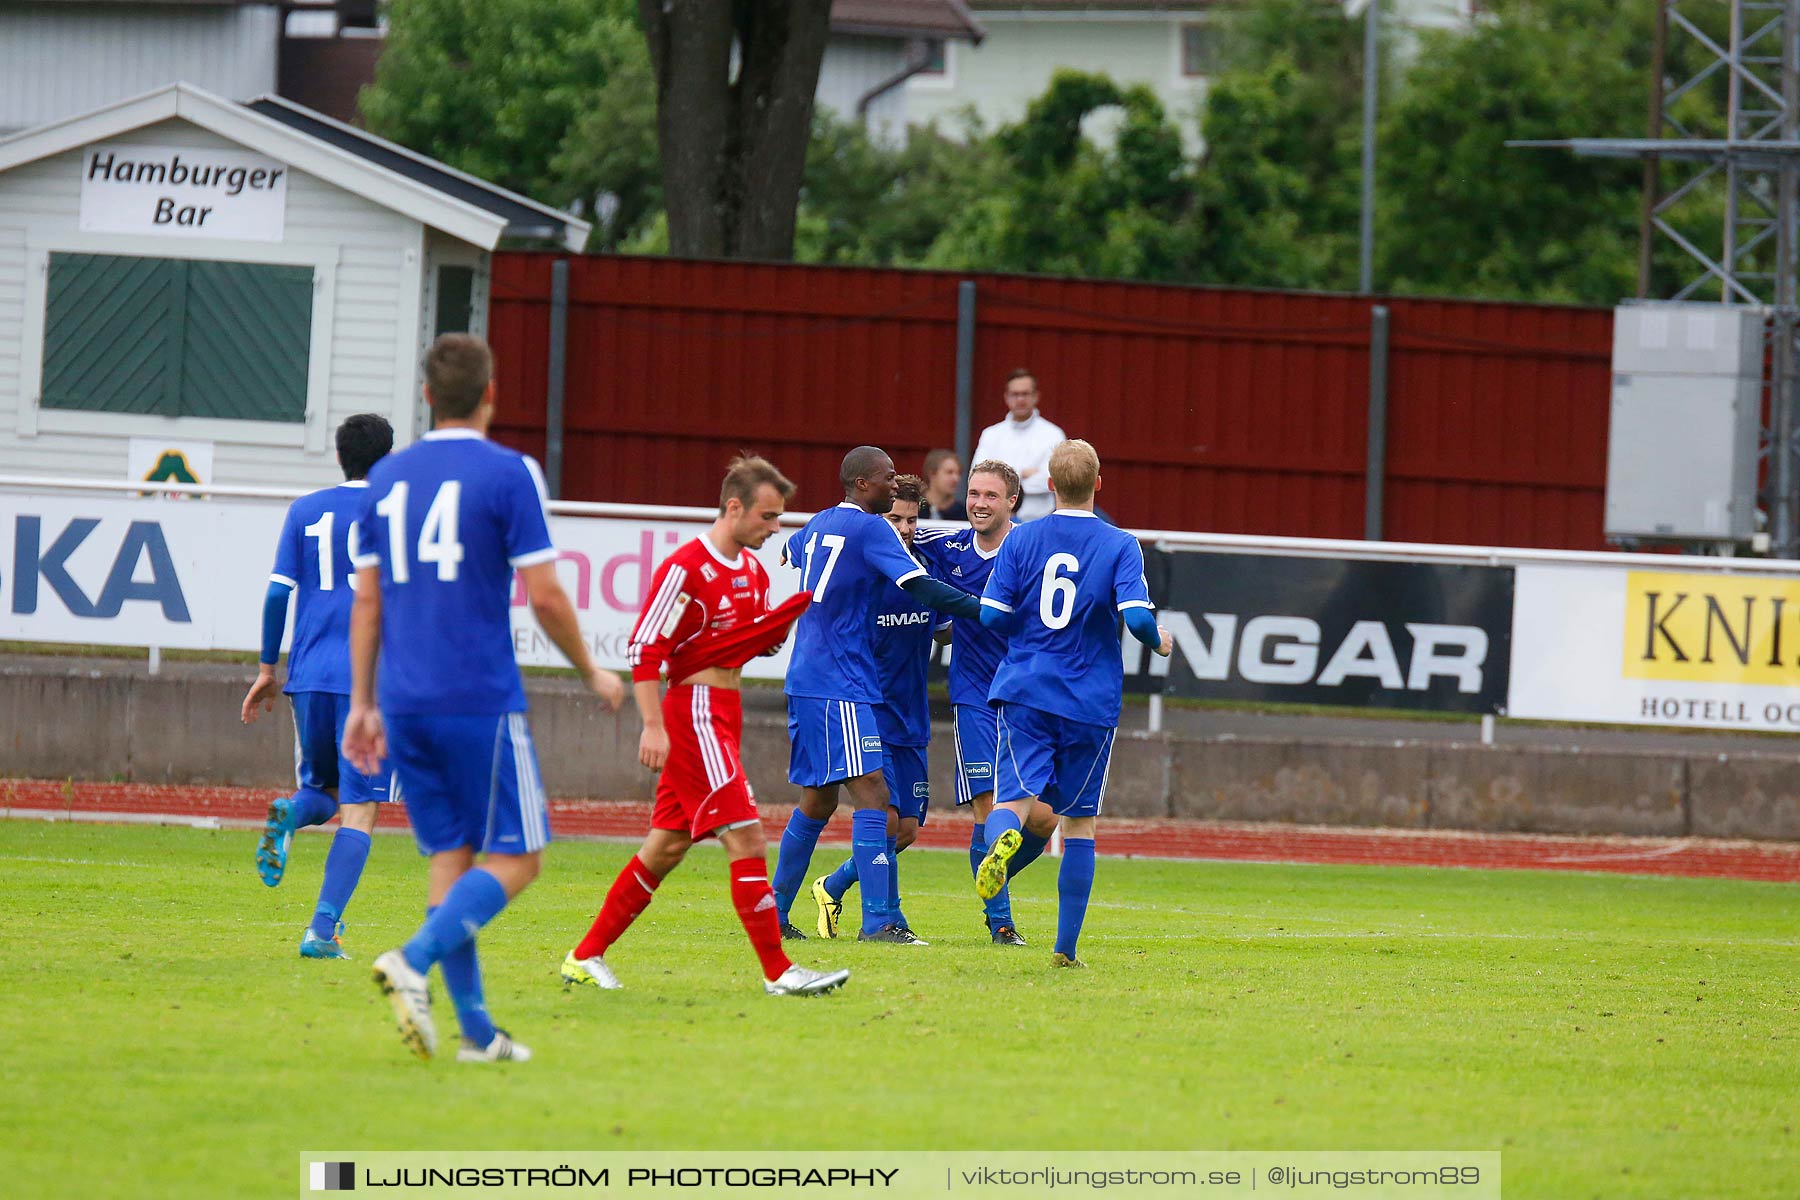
[1122,606,1172,657]
[900,574,982,620]
[520,561,626,710]
[342,565,386,773]
[242,580,294,724]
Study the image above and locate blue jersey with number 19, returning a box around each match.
[981,510,1153,728]
[783,502,928,704]
[268,480,371,696]
[352,429,556,716]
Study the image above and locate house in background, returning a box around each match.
[817,0,987,142]
[0,0,378,135]
[901,0,1476,149]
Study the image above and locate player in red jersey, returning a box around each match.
[560,456,850,997]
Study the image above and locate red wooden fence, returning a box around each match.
[488,253,1614,549]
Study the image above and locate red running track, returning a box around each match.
[3,778,1797,884]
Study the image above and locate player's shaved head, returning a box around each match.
[1049,439,1100,506]
[840,445,892,492]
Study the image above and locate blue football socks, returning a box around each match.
[1011,828,1050,880]
[851,808,892,934]
[308,826,371,939]
[972,822,1014,929]
[983,807,1023,849]
[423,904,494,1048]
[287,786,337,830]
[772,810,829,921]
[401,867,507,974]
[887,836,906,928]
[1055,838,1097,960]
[823,855,859,902]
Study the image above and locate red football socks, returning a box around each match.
[574,855,660,960]
[729,857,792,981]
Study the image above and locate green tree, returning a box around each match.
[1378,0,1653,303]
[359,0,655,248]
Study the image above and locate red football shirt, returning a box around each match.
[627,536,773,683]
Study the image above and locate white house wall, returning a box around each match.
[904,17,1206,147]
[0,118,425,490]
[0,5,280,135]
[817,34,914,147]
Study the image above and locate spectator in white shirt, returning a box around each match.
[971,368,1066,521]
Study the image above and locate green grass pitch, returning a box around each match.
[0,820,1795,1199]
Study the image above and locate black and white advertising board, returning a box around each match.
[1123,551,1514,714]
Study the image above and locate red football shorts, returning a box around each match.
[653,684,758,840]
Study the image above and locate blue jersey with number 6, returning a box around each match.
[352,429,556,716]
[783,502,928,704]
[268,480,371,696]
[981,510,1153,727]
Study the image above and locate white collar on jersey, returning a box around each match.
[697,534,745,570]
[340,480,370,489]
[834,502,861,511]
[422,428,484,441]
[1053,508,1099,518]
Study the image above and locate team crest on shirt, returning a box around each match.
[860,735,883,754]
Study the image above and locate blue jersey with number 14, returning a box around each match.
[269,480,371,696]
[784,502,928,705]
[982,509,1153,728]
[353,429,557,717]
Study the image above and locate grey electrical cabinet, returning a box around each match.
[1605,303,1764,543]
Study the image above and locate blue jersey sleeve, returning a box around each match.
[862,516,928,586]
[503,456,557,568]
[270,504,302,587]
[1112,536,1153,612]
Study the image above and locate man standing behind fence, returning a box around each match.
[972,369,1066,521]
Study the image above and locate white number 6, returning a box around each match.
[1039,553,1079,629]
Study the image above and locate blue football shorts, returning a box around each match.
[994,701,1117,818]
[385,711,551,856]
[290,690,391,805]
[786,695,885,788]
[951,703,998,805]
[881,742,930,825]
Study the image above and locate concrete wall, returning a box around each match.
[6,656,1798,841]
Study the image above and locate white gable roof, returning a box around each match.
[0,82,589,252]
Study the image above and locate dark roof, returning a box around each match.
[832,0,986,42]
[245,95,583,245]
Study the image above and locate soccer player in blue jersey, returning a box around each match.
[913,460,1059,946]
[769,446,982,945]
[342,334,625,1063]
[241,415,394,959]
[973,440,1171,968]
[809,474,945,940]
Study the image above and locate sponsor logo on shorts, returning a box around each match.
[912,782,929,798]
[860,735,883,753]
[966,762,993,780]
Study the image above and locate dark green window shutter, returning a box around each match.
[180,261,314,422]
[41,253,315,424]
[41,253,182,415]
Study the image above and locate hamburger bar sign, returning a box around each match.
[79,143,288,241]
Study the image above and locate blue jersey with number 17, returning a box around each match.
[352,429,557,717]
[982,509,1153,728]
[784,502,928,704]
[268,480,371,696]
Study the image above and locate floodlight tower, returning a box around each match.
[1516,0,1800,554]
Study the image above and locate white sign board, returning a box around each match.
[1508,563,1800,733]
[0,492,796,677]
[127,437,214,487]
[80,143,288,241]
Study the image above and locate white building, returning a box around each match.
[0,83,587,489]
[901,0,1475,148]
